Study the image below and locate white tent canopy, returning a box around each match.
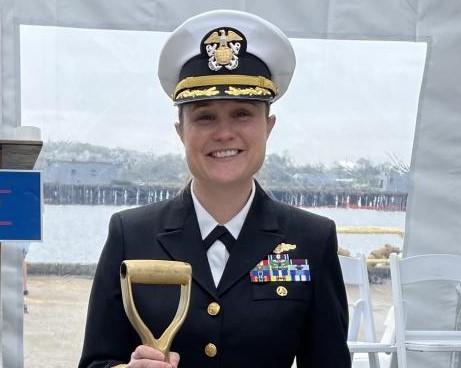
[1,1,461,367]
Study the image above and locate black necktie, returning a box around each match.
[203,225,235,253]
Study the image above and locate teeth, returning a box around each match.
[211,149,239,158]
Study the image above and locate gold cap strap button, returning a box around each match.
[276,286,288,297]
[205,343,217,357]
[207,302,221,316]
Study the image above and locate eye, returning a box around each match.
[193,112,215,123]
[234,109,252,119]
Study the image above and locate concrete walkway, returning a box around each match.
[23,276,393,368]
[24,276,92,368]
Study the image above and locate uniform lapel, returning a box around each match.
[156,185,218,300]
[217,183,285,296]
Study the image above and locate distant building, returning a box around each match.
[293,173,360,188]
[43,160,122,185]
[379,170,408,193]
[293,173,339,187]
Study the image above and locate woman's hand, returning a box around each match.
[127,345,180,368]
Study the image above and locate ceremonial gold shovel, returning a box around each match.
[120,260,192,363]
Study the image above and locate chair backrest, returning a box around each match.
[339,254,377,343]
[392,254,461,285]
[390,253,461,345]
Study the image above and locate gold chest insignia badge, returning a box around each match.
[273,243,297,254]
[204,29,243,71]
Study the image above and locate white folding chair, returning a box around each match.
[390,253,461,368]
[339,254,396,368]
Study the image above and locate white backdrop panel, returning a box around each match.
[2,1,461,367]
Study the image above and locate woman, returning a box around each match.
[79,9,350,368]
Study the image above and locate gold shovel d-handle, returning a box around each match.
[120,260,192,362]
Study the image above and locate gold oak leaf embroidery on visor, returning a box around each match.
[176,87,220,100]
[224,86,272,97]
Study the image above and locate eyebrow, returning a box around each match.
[189,102,212,111]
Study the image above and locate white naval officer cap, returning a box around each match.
[158,9,296,105]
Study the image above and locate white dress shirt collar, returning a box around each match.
[191,180,256,240]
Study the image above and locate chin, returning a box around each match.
[210,175,253,187]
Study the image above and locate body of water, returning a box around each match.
[27,205,405,263]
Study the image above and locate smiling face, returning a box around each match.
[176,99,275,191]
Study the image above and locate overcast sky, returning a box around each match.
[20,26,427,166]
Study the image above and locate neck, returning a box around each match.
[193,179,253,224]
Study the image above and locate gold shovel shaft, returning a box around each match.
[120,260,192,362]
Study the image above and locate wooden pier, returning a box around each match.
[43,183,407,210]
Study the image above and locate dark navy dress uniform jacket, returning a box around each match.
[79,183,351,368]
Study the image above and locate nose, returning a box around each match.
[212,117,235,141]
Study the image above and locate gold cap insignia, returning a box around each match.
[204,29,243,71]
[273,243,297,254]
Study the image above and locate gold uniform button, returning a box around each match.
[207,302,221,316]
[276,286,288,297]
[205,343,217,357]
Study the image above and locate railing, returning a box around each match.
[338,226,404,237]
[337,226,404,265]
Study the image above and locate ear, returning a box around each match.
[266,114,276,138]
[175,122,184,143]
